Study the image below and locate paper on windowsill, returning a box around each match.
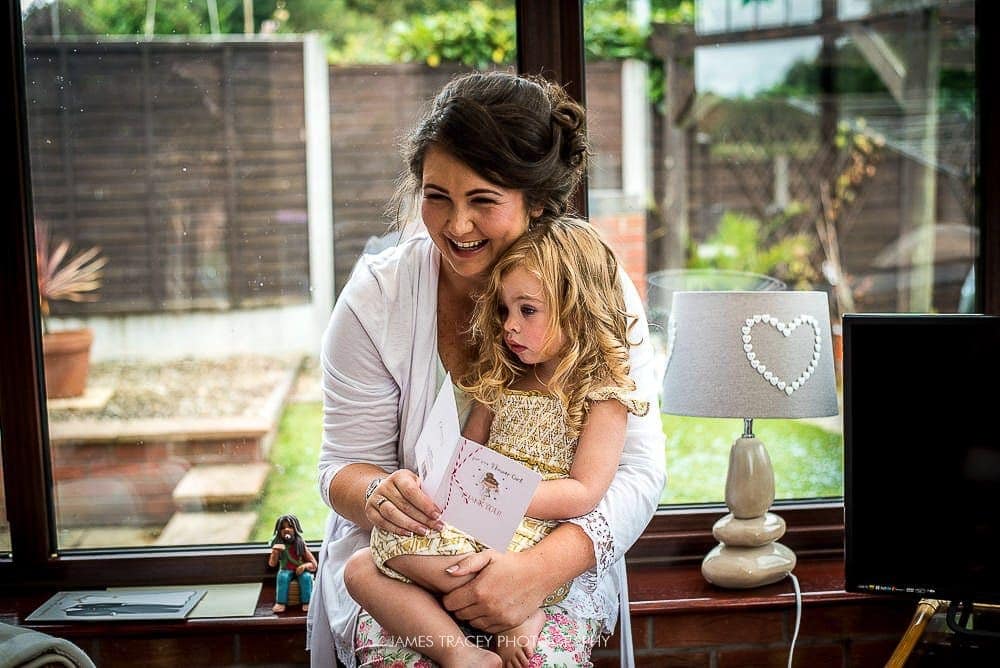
[108,582,263,618]
[26,589,206,622]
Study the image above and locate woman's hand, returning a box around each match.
[365,469,445,537]
[440,550,551,633]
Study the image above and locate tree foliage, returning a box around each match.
[22,0,695,74]
[387,2,515,69]
[22,0,272,36]
[687,209,818,290]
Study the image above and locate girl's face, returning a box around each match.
[500,266,563,374]
[421,146,536,286]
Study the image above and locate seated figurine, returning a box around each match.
[268,513,318,613]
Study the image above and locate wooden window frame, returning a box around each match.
[1,0,996,589]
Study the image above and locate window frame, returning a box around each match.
[1,0,996,588]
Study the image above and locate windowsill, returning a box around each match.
[2,556,925,666]
[626,557,867,614]
[0,581,307,638]
[1,557,864,634]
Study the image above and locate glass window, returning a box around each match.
[584,0,976,505]
[4,0,988,579]
[696,0,820,34]
[20,0,515,551]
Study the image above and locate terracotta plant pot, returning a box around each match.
[42,328,94,399]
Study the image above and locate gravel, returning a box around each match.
[47,354,308,422]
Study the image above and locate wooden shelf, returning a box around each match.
[0,581,305,635]
[0,558,924,667]
[626,557,872,614]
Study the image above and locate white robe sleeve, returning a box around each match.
[317,260,402,509]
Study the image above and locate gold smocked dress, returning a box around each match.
[370,386,648,605]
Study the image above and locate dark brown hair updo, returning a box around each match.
[393,70,589,225]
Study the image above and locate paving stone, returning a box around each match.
[155,511,258,546]
[172,462,271,510]
[45,386,114,411]
[49,416,273,445]
[60,526,160,549]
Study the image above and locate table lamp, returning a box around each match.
[660,291,839,588]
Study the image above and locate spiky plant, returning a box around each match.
[35,220,107,333]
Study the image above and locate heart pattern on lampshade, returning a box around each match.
[741,313,822,396]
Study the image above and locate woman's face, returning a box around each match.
[421,145,535,285]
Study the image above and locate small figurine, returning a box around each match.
[268,513,318,613]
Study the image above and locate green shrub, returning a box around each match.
[387,2,516,69]
[688,209,819,289]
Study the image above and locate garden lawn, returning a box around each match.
[661,414,843,505]
[251,401,327,542]
[250,403,845,542]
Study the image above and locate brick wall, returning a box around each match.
[592,599,913,667]
[50,429,267,527]
[17,591,915,667]
[591,210,648,305]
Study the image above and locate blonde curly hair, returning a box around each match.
[459,217,639,437]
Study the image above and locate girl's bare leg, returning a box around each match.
[387,553,475,593]
[494,608,545,668]
[344,549,500,668]
[390,553,546,668]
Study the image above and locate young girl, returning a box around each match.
[343,217,648,668]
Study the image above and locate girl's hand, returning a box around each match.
[440,550,550,633]
[365,469,445,537]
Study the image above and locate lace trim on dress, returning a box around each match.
[561,580,616,630]
[585,386,650,417]
[566,506,616,593]
[334,628,355,668]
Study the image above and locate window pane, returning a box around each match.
[22,1,515,550]
[584,1,976,505]
[696,0,821,34]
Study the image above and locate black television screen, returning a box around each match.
[843,313,1000,605]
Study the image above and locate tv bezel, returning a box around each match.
[842,312,1000,606]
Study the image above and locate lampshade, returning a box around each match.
[661,291,839,420]
[660,290,839,589]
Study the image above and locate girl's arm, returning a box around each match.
[525,399,627,520]
[462,400,494,445]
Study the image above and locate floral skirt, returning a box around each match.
[354,607,604,667]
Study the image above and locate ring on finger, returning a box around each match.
[374,495,389,509]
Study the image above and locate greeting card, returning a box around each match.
[415,376,542,550]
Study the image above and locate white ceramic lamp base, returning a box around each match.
[701,435,796,588]
[702,541,796,588]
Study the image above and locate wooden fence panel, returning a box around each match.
[25,40,310,316]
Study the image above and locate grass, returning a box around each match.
[250,401,327,542]
[661,414,843,505]
[251,402,845,541]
